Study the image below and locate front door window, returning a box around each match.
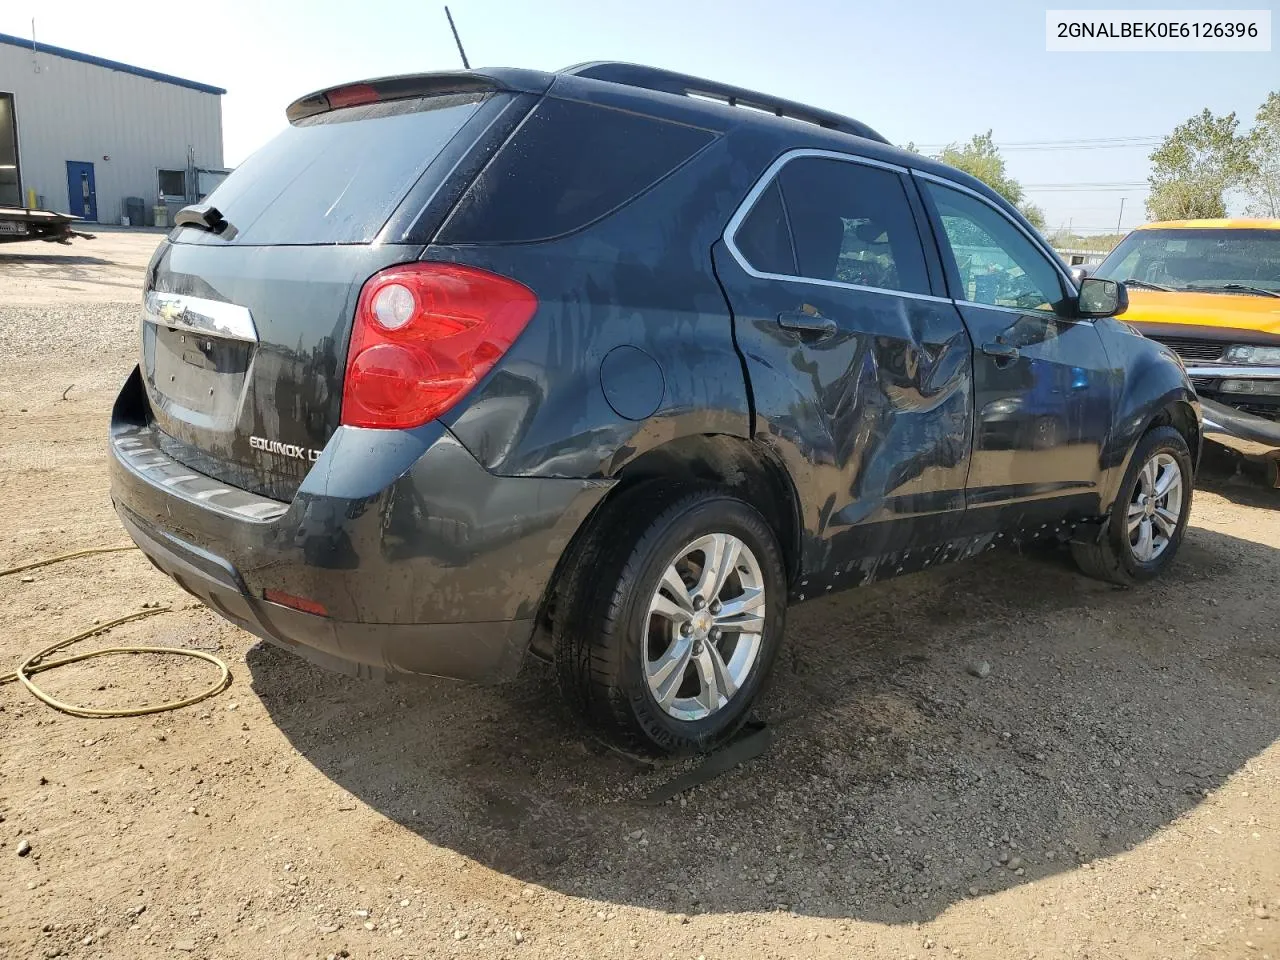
[923,182,1067,313]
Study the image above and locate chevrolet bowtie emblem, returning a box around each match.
[156,299,188,324]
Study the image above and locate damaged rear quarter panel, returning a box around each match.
[432,133,760,479]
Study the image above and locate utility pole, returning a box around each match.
[444,6,470,69]
[1115,197,1126,234]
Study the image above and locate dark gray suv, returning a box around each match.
[110,63,1201,753]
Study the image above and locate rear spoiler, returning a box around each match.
[286,69,554,124]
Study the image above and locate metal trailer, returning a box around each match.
[0,206,94,244]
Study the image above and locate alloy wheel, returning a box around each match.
[644,533,766,721]
[1127,452,1184,563]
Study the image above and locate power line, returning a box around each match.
[1024,185,1151,193]
[1024,181,1148,188]
[1000,142,1160,152]
[915,136,1161,152]
[1002,136,1159,146]
[1060,225,1145,231]
[917,135,1161,146]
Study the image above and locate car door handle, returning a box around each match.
[777,311,837,341]
[981,341,1020,362]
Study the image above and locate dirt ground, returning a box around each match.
[2,231,1278,960]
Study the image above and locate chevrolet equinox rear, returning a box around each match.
[111,63,1201,753]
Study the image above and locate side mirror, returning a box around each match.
[1077,277,1127,319]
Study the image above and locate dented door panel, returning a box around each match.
[959,304,1117,530]
[712,242,973,590]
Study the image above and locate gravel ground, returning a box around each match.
[1,234,1278,960]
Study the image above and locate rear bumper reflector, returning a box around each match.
[264,589,329,618]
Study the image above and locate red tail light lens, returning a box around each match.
[341,263,537,429]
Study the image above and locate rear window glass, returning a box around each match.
[179,94,487,245]
[733,156,930,296]
[438,98,716,244]
[778,158,930,295]
[735,181,795,275]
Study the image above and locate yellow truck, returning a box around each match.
[1086,218,1280,485]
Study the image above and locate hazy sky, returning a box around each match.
[2,0,1276,234]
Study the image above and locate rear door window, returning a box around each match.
[179,94,488,245]
[733,155,931,296]
[733,181,796,276]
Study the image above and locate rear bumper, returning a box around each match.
[1199,397,1280,460]
[109,368,610,682]
[116,506,535,681]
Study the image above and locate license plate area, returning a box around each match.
[0,221,29,236]
[146,324,252,427]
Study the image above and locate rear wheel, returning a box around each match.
[1071,425,1193,584]
[553,485,786,754]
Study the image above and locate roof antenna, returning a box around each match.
[444,6,470,69]
[30,17,41,73]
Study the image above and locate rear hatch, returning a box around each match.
[141,78,539,500]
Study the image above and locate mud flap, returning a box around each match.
[636,720,773,806]
[1069,517,1107,547]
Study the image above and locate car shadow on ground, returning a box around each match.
[247,521,1280,924]
[1198,446,1279,509]
[0,253,113,267]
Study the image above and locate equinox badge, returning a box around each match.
[250,435,322,462]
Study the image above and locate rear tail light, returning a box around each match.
[340,263,537,430]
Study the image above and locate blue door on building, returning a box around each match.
[65,161,97,221]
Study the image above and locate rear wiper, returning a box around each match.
[174,203,233,236]
[1121,278,1172,291]
[1185,283,1280,299]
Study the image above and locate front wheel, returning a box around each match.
[553,485,787,754]
[1071,425,1193,584]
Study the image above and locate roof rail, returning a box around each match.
[560,61,888,144]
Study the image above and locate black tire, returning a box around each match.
[1071,425,1193,585]
[553,483,787,754]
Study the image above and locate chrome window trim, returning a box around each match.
[955,299,1062,319]
[912,169,1078,292]
[143,291,258,344]
[722,148,952,305]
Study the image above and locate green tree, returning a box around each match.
[1146,108,1254,221]
[1244,91,1280,218]
[936,131,1046,230]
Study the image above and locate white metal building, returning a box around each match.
[0,32,224,224]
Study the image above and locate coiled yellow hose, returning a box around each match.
[1,548,231,717]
